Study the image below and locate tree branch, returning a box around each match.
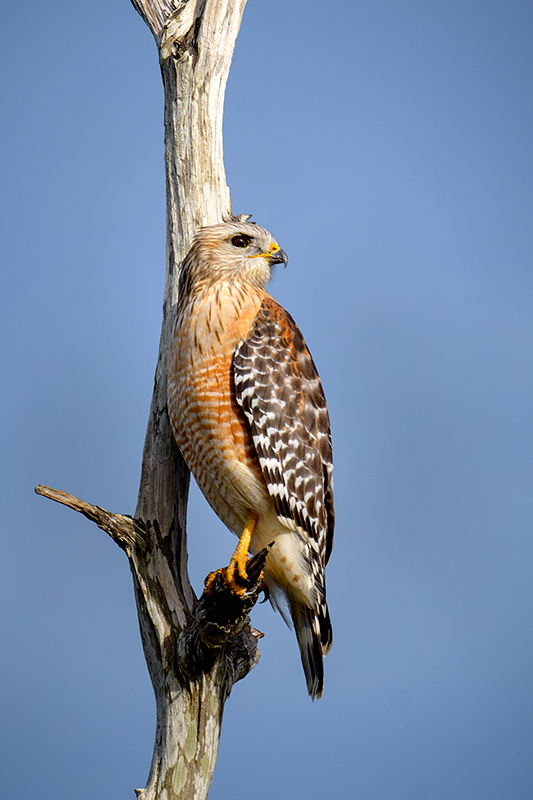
[36,1,254,797]
[34,485,146,552]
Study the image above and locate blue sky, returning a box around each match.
[1,1,533,798]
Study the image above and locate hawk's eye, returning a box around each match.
[231,234,250,248]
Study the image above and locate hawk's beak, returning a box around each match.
[269,247,288,267]
[250,243,288,267]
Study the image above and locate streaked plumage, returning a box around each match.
[167,221,334,698]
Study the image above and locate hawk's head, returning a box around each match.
[180,221,288,296]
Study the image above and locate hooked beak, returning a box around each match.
[250,242,288,267]
[269,246,288,267]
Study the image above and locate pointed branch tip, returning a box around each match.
[35,485,146,552]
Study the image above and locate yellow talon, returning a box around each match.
[204,512,259,596]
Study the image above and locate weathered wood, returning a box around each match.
[34,484,146,551]
[130,0,205,44]
[129,2,250,796]
[36,1,258,798]
[35,479,265,800]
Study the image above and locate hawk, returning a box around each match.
[167,220,334,698]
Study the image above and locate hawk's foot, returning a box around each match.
[204,513,271,597]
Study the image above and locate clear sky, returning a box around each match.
[2,1,533,799]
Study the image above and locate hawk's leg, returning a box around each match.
[204,512,260,596]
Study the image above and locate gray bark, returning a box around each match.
[35,2,267,798]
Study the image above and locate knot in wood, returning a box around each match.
[159,0,203,60]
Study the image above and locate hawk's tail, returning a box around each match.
[290,595,332,700]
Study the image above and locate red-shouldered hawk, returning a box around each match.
[168,220,334,699]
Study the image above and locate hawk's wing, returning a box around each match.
[233,296,334,567]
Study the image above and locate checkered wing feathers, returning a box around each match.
[234,297,334,566]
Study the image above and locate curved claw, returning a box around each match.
[246,541,274,585]
[259,583,270,604]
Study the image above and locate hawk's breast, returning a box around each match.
[168,283,269,534]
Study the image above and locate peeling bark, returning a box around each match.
[36,2,258,798]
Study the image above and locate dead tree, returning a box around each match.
[35,1,267,798]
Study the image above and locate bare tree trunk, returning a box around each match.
[35,2,267,798]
